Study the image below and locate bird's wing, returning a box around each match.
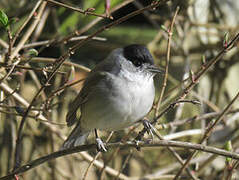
[66,91,84,127]
[66,51,121,127]
[66,71,109,127]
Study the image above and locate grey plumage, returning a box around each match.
[61,44,161,149]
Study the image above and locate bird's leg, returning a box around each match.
[134,118,156,151]
[95,129,107,152]
[142,119,156,140]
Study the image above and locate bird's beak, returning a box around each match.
[146,64,164,74]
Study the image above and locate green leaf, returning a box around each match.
[8,17,18,26]
[0,10,9,28]
[160,25,168,33]
[224,141,232,162]
[28,49,39,57]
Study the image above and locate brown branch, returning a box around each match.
[10,1,47,60]
[21,36,106,49]
[136,32,239,142]
[0,63,66,75]
[22,57,91,72]
[6,28,13,63]
[11,0,43,46]
[58,0,135,45]
[45,0,113,19]
[46,78,85,106]
[158,109,239,130]
[83,132,114,180]
[0,59,20,83]
[155,6,180,116]
[178,32,239,100]
[79,151,129,180]
[0,82,48,122]
[136,100,201,141]
[0,109,65,126]
[153,130,198,180]
[173,89,239,179]
[1,139,239,180]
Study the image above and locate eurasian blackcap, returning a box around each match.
[62,44,162,151]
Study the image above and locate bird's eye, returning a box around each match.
[132,59,142,67]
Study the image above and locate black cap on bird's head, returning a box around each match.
[123,44,154,65]
[123,44,163,74]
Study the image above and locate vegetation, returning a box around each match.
[0,0,239,179]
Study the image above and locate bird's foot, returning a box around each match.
[96,138,107,152]
[142,119,156,140]
[133,139,141,151]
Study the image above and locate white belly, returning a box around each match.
[80,72,155,131]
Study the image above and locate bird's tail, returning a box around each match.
[61,124,90,150]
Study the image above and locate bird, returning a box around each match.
[62,44,162,151]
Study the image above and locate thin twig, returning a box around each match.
[163,129,203,140]
[178,33,239,100]
[0,85,19,103]
[0,82,47,122]
[173,89,239,179]
[226,161,239,180]
[45,0,113,19]
[46,78,85,108]
[155,6,180,116]
[136,100,201,141]
[0,104,43,111]
[79,151,129,180]
[83,132,114,180]
[32,7,50,42]
[136,32,239,142]
[59,0,135,45]
[21,36,106,49]
[115,150,133,180]
[1,139,239,180]
[0,63,66,75]
[6,28,13,63]
[152,127,198,180]
[0,59,20,83]
[10,1,47,60]
[11,0,43,46]
[97,127,138,180]
[158,109,239,130]
[0,109,65,126]
[22,57,91,72]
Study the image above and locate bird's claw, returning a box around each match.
[96,138,107,152]
[143,119,156,140]
[133,139,141,151]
